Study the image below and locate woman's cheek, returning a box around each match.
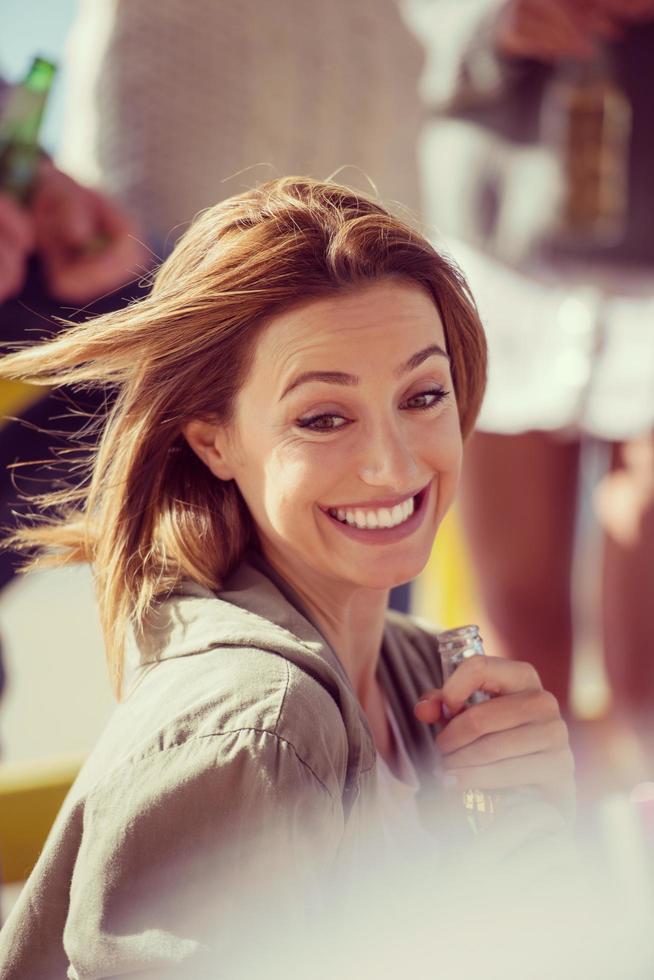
[419,412,462,465]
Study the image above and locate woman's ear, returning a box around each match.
[183,419,236,481]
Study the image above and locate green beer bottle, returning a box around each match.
[0,56,57,204]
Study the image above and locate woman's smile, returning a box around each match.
[317,478,434,545]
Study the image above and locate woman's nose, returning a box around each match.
[358,421,419,490]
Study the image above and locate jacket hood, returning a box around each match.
[129,551,357,695]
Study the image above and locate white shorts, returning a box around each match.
[444,237,654,441]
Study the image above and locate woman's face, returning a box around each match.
[202,277,463,592]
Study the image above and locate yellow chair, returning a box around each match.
[1,381,67,888]
[0,381,44,429]
[0,756,82,885]
[412,503,479,629]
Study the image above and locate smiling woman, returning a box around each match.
[182,277,467,685]
[0,177,487,697]
[0,178,576,979]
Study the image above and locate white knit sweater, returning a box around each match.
[59,0,426,254]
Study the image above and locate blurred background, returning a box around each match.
[1,0,652,926]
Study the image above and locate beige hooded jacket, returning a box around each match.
[0,549,448,979]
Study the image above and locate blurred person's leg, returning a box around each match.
[597,433,654,721]
[458,430,581,715]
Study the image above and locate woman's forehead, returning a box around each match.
[253,280,445,373]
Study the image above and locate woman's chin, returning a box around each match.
[348,554,429,592]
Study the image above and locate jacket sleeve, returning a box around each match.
[63,727,344,980]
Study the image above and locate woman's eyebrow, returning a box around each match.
[279,343,449,401]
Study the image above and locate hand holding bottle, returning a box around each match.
[596,0,654,21]
[31,159,150,304]
[414,654,576,827]
[0,159,150,307]
[0,191,34,302]
[494,0,621,63]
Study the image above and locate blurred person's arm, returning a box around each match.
[596,0,654,21]
[493,0,619,63]
[413,0,619,114]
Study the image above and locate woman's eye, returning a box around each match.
[296,388,449,432]
[405,387,450,411]
[297,415,347,432]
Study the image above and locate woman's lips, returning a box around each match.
[318,479,433,545]
[320,480,432,513]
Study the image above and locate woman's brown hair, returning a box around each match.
[0,177,487,697]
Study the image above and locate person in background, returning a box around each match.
[58,0,426,258]
[410,0,654,742]
[0,75,151,703]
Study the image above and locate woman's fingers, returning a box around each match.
[436,687,561,753]
[440,717,570,769]
[441,746,575,792]
[414,657,551,727]
[413,655,575,826]
[440,655,543,716]
[413,690,442,724]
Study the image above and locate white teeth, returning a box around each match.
[327,495,416,530]
[391,503,404,524]
[377,508,393,528]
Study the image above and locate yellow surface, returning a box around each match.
[0,755,82,884]
[412,504,479,629]
[0,381,45,428]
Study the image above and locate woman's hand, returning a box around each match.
[414,655,576,827]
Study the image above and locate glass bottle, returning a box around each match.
[0,56,57,204]
[438,625,500,834]
[438,624,540,835]
[541,45,631,246]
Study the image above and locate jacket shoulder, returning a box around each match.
[107,642,348,800]
[0,652,347,979]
